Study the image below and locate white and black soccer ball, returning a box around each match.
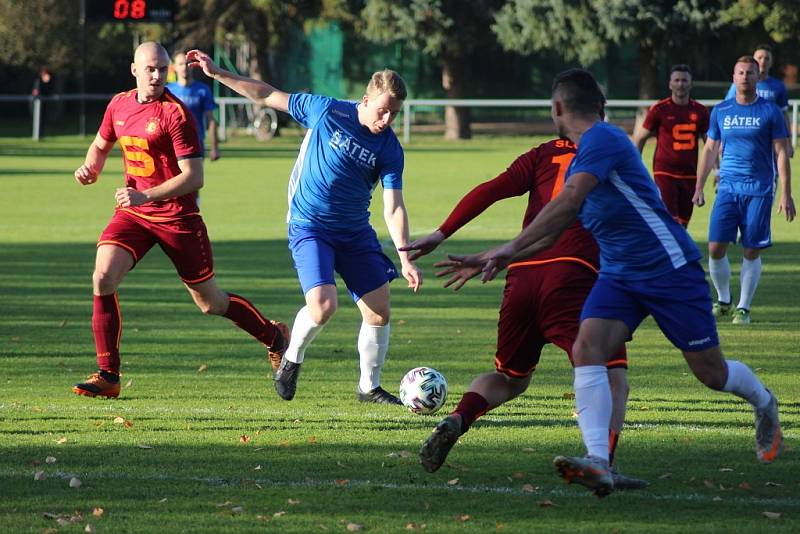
[399,367,448,415]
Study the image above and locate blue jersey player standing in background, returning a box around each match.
[185,49,422,405]
[167,51,221,162]
[724,44,792,159]
[441,68,784,497]
[695,56,795,325]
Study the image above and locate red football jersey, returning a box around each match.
[642,97,709,179]
[438,138,599,271]
[98,88,203,221]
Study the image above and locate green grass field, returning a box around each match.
[1,133,798,533]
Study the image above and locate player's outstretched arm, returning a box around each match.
[693,137,721,207]
[185,49,289,113]
[400,230,446,261]
[773,138,795,222]
[74,133,114,186]
[384,188,422,292]
[631,124,652,155]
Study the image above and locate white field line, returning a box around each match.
[45,471,800,508]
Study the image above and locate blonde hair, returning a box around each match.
[366,69,407,101]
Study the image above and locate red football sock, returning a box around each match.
[608,429,621,466]
[224,293,280,347]
[92,293,121,374]
[452,391,490,434]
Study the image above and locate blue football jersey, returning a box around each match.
[708,97,787,196]
[166,81,217,143]
[286,93,404,231]
[725,77,788,109]
[568,122,701,280]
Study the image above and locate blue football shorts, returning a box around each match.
[288,223,398,301]
[580,261,719,352]
[708,191,773,249]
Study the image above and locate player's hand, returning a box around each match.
[74,164,99,185]
[479,242,516,282]
[433,260,483,291]
[692,189,705,207]
[778,194,796,222]
[185,49,220,78]
[399,230,446,261]
[115,187,148,208]
[209,147,220,162]
[401,261,423,292]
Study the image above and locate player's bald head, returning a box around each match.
[134,41,170,65]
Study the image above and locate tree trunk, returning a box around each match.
[634,39,659,133]
[442,49,471,140]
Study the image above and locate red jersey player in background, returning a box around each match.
[633,64,709,227]
[71,42,289,398]
[401,138,647,490]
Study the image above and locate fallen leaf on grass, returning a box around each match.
[59,320,68,328]
[70,477,82,488]
[159,498,168,503]
[308,436,318,444]
[398,450,413,458]
[562,392,575,400]
[405,523,426,530]
[231,506,244,515]
[92,508,104,517]
[570,410,579,418]
[703,479,715,488]
[738,482,752,490]
[125,379,133,388]
[288,499,300,505]
[113,416,125,424]
[538,500,556,508]
[765,481,783,487]
[254,465,262,471]
[45,456,56,464]
[136,444,153,449]
[447,478,459,486]
[346,523,363,532]
[240,435,251,443]
[455,515,470,522]
[56,437,68,445]
[763,512,782,520]
[273,511,286,518]
[277,439,289,447]
[658,472,672,479]
[84,524,95,533]
[123,420,133,428]
[334,479,349,486]
[336,461,349,468]
[511,471,525,479]
[521,448,535,453]
[713,496,723,502]
[719,467,733,472]
[34,471,47,481]
[521,484,537,493]
[197,364,208,373]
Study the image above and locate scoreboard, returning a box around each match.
[85,0,176,23]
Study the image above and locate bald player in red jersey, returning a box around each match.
[401,138,646,490]
[71,42,289,399]
[633,64,709,227]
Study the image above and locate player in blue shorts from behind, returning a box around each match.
[186,50,422,405]
[442,69,783,497]
[695,55,795,325]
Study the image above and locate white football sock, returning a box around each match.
[723,359,771,409]
[358,322,390,393]
[737,257,762,310]
[574,366,612,462]
[284,306,324,364]
[709,256,731,304]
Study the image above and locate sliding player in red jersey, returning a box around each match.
[401,137,647,490]
[71,42,288,398]
[633,64,709,227]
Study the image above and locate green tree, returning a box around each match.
[721,0,800,43]
[360,0,504,139]
[493,0,723,100]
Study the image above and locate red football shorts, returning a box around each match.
[97,210,215,285]
[494,261,627,379]
[654,174,697,226]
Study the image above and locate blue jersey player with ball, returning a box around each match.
[186,49,422,405]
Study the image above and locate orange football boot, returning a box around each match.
[268,320,290,372]
[72,372,121,398]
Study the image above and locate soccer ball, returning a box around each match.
[399,367,448,415]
